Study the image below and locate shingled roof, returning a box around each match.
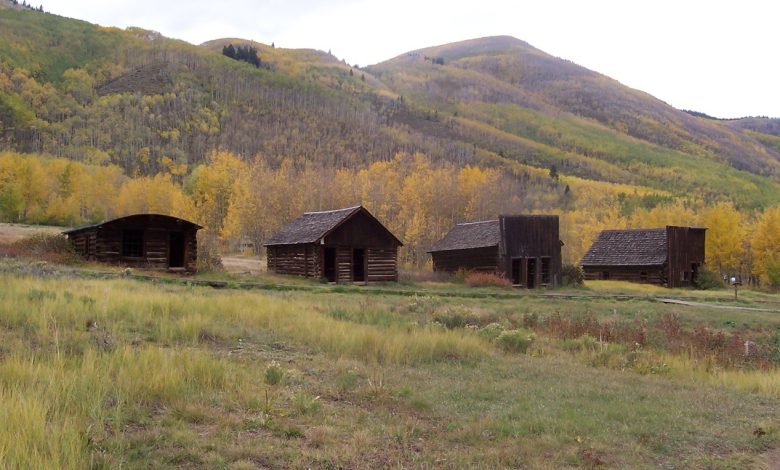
[264,206,361,246]
[428,220,500,252]
[264,206,402,246]
[581,228,667,266]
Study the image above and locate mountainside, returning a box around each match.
[2,8,780,209]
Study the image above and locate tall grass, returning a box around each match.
[0,274,488,366]
[0,272,492,467]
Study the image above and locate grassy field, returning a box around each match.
[0,260,778,469]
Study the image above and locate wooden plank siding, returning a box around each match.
[581,226,706,288]
[583,265,664,284]
[429,215,562,289]
[666,226,706,288]
[431,246,500,273]
[265,206,401,284]
[64,214,200,272]
[267,244,322,278]
[499,215,562,288]
[367,248,399,282]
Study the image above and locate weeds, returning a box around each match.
[465,272,512,288]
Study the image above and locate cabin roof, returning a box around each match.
[264,205,402,246]
[62,213,202,236]
[580,228,667,266]
[428,220,500,252]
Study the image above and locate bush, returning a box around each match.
[196,232,223,272]
[695,267,724,290]
[562,264,584,286]
[465,271,511,288]
[496,329,535,353]
[1,232,81,264]
[433,307,479,329]
[478,323,505,342]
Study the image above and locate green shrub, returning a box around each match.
[562,264,585,286]
[695,267,724,290]
[496,329,535,353]
[292,392,321,416]
[559,334,600,352]
[478,322,505,342]
[433,307,479,329]
[264,361,284,386]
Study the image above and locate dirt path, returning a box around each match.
[659,298,780,313]
[221,256,265,274]
[0,223,66,244]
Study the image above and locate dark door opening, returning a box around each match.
[352,248,365,283]
[324,247,337,282]
[511,259,521,285]
[527,258,536,289]
[169,232,185,268]
[691,263,699,286]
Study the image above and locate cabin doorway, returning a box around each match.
[527,258,537,289]
[324,247,337,282]
[352,248,365,283]
[691,263,700,286]
[511,259,522,285]
[169,232,185,268]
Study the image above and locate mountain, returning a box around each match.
[2,7,780,209]
[367,36,780,206]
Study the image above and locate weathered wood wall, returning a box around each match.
[266,244,322,278]
[66,215,199,271]
[367,248,399,282]
[583,265,665,284]
[499,215,563,288]
[431,246,500,273]
[666,226,706,288]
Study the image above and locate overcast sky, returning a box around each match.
[44,0,779,118]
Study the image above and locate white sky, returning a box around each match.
[43,0,779,118]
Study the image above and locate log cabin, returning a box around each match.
[580,226,706,287]
[429,215,563,288]
[264,206,402,283]
[63,213,201,272]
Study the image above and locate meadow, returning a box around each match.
[0,261,778,469]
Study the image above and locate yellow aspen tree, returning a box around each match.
[700,202,746,274]
[751,206,780,286]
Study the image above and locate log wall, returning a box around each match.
[431,246,500,273]
[266,244,322,278]
[583,265,665,284]
[66,214,199,272]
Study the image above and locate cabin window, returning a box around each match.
[541,257,551,285]
[122,230,144,258]
[602,271,610,280]
[639,272,648,282]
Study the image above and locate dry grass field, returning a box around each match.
[0,256,778,468]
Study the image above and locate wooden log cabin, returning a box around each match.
[264,206,402,283]
[63,214,201,272]
[580,226,706,287]
[429,215,563,288]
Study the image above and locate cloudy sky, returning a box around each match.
[44,0,779,118]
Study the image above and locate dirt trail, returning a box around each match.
[221,257,265,274]
[0,223,66,244]
[659,298,780,313]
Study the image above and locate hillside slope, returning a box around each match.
[1,9,780,208]
[368,36,780,206]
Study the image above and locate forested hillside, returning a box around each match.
[2,7,780,280]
